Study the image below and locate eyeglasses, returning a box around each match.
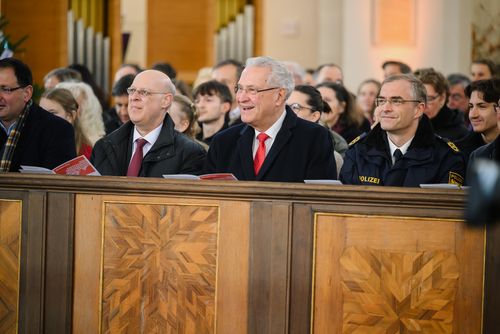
[234,85,280,96]
[427,94,441,102]
[289,103,314,113]
[449,93,465,101]
[375,97,422,107]
[127,87,168,97]
[0,86,25,94]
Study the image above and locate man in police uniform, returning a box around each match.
[340,74,465,187]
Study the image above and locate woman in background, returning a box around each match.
[56,81,106,151]
[356,79,381,125]
[316,82,371,143]
[40,88,93,158]
[169,95,208,150]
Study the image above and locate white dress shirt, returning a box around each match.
[252,109,287,158]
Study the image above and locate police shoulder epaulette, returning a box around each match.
[348,132,367,146]
[435,135,460,153]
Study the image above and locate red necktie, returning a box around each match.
[254,133,269,175]
[127,138,148,177]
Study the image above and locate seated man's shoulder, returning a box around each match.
[434,134,462,155]
[347,132,369,147]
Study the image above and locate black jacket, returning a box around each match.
[431,106,469,142]
[340,115,465,187]
[90,114,206,177]
[0,103,76,172]
[204,107,336,182]
[467,135,499,172]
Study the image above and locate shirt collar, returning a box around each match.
[254,108,287,140]
[133,123,163,145]
[387,133,414,157]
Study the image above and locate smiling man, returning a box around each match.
[91,70,206,177]
[340,74,465,187]
[204,56,336,182]
[0,58,76,172]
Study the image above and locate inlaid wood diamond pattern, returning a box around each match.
[102,203,218,334]
[340,247,459,333]
[0,201,21,334]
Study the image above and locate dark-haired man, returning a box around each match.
[193,80,232,146]
[340,74,465,187]
[382,60,412,79]
[314,63,343,84]
[103,73,135,134]
[0,58,76,172]
[212,59,244,125]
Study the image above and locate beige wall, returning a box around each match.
[259,0,475,92]
[122,0,146,67]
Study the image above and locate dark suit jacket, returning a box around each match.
[204,107,337,182]
[0,103,76,172]
[90,114,206,177]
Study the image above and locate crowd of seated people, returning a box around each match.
[2,55,498,187]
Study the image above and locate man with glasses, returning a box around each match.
[340,74,465,187]
[204,56,336,182]
[447,73,471,127]
[91,70,206,177]
[0,58,76,172]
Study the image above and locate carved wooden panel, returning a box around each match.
[0,200,22,334]
[312,214,484,333]
[340,247,458,333]
[101,203,218,333]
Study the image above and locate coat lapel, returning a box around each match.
[256,108,296,180]
[237,125,256,180]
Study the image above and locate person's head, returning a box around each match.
[286,85,325,123]
[43,67,81,90]
[0,58,34,127]
[470,59,496,82]
[192,80,232,125]
[303,68,315,86]
[127,70,176,136]
[357,79,381,118]
[465,79,500,141]
[40,88,78,124]
[212,59,244,107]
[113,63,142,84]
[55,81,105,145]
[236,56,293,132]
[316,82,354,127]
[111,74,135,124]
[152,62,177,79]
[375,74,426,139]
[382,60,412,79]
[169,94,199,138]
[314,63,343,84]
[414,68,448,119]
[446,73,471,113]
[283,61,306,85]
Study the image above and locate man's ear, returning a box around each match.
[222,101,231,114]
[161,93,174,109]
[275,88,287,106]
[414,102,425,119]
[311,111,321,123]
[23,85,33,102]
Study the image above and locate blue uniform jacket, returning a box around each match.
[340,115,465,187]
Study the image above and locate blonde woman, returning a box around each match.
[40,88,93,158]
[56,81,105,147]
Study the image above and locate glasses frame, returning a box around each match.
[0,86,25,94]
[289,102,314,113]
[234,85,280,96]
[127,87,169,97]
[375,97,423,107]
